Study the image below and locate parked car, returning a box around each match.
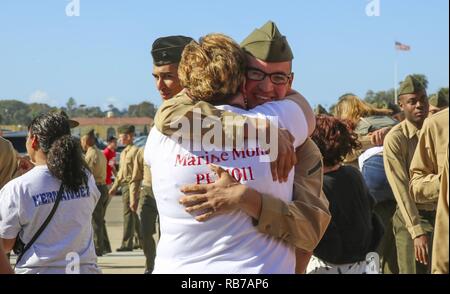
[134,135,148,148]
[3,131,27,156]
[95,138,107,150]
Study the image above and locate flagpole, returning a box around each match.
[394,58,398,104]
[394,40,399,105]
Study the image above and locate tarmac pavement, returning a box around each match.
[98,195,146,274]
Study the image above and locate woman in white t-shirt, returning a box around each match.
[0,112,101,274]
[145,34,309,273]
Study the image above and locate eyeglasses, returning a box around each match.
[245,67,292,85]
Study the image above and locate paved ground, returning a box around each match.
[97,195,146,274]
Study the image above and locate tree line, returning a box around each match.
[1,74,448,125]
[326,74,449,114]
[0,97,157,126]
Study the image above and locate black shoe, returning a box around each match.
[133,244,142,250]
[95,250,103,257]
[116,247,133,252]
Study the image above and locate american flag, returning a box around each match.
[395,41,411,51]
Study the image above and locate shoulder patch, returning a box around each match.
[308,161,322,176]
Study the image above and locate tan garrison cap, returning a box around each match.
[118,124,135,134]
[240,21,294,62]
[398,75,426,98]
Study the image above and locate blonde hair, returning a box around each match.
[178,33,246,103]
[334,94,392,123]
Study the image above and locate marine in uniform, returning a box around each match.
[109,124,141,251]
[383,75,435,274]
[151,35,194,100]
[428,92,448,115]
[80,129,109,256]
[152,21,331,273]
[125,35,194,272]
[130,148,159,274]
[409,108,449,273]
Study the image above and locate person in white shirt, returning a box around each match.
[0,112,101,274]
[145,34,309,274]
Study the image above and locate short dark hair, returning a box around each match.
[311,115,361,167]
[107,136,117,143]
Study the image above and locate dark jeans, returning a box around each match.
[362,155,395,203]
[362,155,399,273]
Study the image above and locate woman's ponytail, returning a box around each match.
[28,112,88,192]
[47,134,87,192]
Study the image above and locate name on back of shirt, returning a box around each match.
[31,186,90,207]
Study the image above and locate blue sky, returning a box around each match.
[0,0,448,111]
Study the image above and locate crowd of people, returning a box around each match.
[0,20,448,274]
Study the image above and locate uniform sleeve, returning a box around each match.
[87,173,101,204]
[154,95,271,148]
[130,148,144,202]
[409,121,440,203]
[110,151,124,192]
[344,134,374,168]
[84,149,96,174]
[432,149,449,274]
[0,139,19,189]
[255,139,331,251]
[384,132,426,239]
[0,183,21,239]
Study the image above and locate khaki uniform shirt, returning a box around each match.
[111,144,139,191]
[344,134,375,168]
[408,109,449,273]
[432,147,448,274]
[384,119,436,239]
[130,147,152,201]
[155,91,311,148]
[84,145,107,185]
[410,109,449,203]
[154,96,331,251]
[257,138,331,251]
[0,136,19,189]
[155,91,261,147]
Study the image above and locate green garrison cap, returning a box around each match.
[429,93,449,108]
[118,124,135,135]
[151,35,194,66]
[398,75,426,98]
[240,21,293,62]
[80,128,95,137]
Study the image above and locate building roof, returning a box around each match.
[72,117,153,126]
